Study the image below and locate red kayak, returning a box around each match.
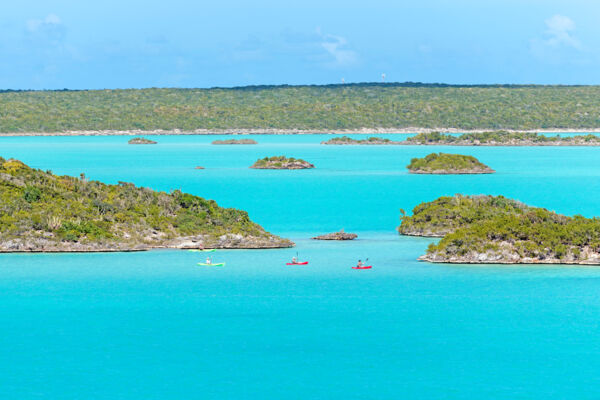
[286,261,309,265]
[352,265,372,269]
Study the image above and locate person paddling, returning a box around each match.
[357,259,364,268]
[205,256,212,265]
[291,256,297,264]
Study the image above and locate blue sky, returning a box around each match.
[1,0,599,89]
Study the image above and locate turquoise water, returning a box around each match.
[2,134,600,399]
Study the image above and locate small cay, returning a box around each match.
[0,157,293,252]
[128,137,157,144]
[212,139,258,145]
[407,153,494,174]
[250,156,314,170]
[321,136,401,145]
[400,194,600,265]
[312,230,357,240]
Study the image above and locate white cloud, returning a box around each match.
[543,15,581,49]
[26,14,62,33]
[530,15,587,63]
[320,34,357,67]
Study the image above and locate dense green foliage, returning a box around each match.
[406,153,493,172]
[406,131,600,144]
[428,208,600,261]
[401,194,600,262]
[4,84,600,132]
[0,157,277,248]
[399,194,530,236]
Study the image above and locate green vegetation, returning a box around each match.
[406,153,494,174]
[427,208,600,263]
[406,131,600,145]
[321,136,397,144]
[251,156,314,169]
[5,84,600,132]
[399,194,530,236]
[128,137,157,144]
[401,194,600,263]
[0,157,290,251]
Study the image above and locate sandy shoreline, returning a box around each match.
[4,127,600,137]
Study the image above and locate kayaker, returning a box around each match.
[357,259,363,268]
[206,256,212,265]
[291,256,297,264]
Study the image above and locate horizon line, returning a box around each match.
[0,81,597,93]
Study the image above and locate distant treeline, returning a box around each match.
[1,83,600,132]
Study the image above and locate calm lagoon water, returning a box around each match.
[2,134,600,399]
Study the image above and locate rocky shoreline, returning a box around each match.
[5,127,600,137]
[409,168,495,174]
[419,245,600,265]
[398,228,447,238]
[0,233,294,253]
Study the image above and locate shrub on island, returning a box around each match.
[406,153,494,174]
[399,194,600,264]
[250,156,314,169]
[128,137,157,144]
[405,131,600,146]
[212,139,258,145]
[398,195,530,237]
[0,157,292,251]
[321,136,397,145]
[312,229,357,240]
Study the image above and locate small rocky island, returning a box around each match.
[403,131,600,146]
[250,156,314,169]
[0,157,293,252]
[399,194,600,264]
[321,136,401,145]
[407,153,495,174]
[128,137,157,144]
[312,230,357,240]
[212,139,258,145]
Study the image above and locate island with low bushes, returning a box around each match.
[404,131,600,146]
[399,194,600,264]
[312,230,357,240]
[212,139,258,145]
[321,136,401,145]
[407,153,495,174]
[250,156,314,170]
[8,85,600,134]
[398,195,530,237]
[0,157,293,252]
[128,137,157,144]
